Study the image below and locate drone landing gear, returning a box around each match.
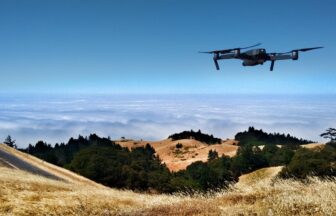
[270,60,275,71]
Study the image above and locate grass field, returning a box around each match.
[1,165,335,215]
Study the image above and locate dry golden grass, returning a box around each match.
[236,166,283,189]
[0,158,16,169]
[116,138,238,172]
[0,144,101,187]
[0,167,185,215]
[301,143,326,149]
[1,164,335,216]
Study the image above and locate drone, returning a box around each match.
[200,43,323,71]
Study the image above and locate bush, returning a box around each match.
[230,144,268,177]
[280,145,336,179]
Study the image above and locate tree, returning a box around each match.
[320,128,336,143]
[208,149,219,161]
[4,135,16,148]
[231,144,268,177]
[261,144,279,165]
[269,145,295,166]
[280,145,336,179]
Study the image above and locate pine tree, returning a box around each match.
[4,135,16,148]
[320,128,336,143]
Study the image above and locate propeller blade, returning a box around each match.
[213,58,220,70]
[270,60,275,71]
[295,46,324,52]
[279,46,323,54]
[199,43,262,54]
[240,43,262,50]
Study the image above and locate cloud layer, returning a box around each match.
[0,94,335,148]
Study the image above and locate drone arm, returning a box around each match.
[268,52,301,71]
[212,53,236,70]
[218,53,236,59]
[268,54,292,71]
[270,54,293,61]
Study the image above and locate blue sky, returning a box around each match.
[0,0,335,94]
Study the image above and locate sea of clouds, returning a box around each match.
[0,94,335,148]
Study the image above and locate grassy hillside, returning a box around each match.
[0,144,101,187]
[1,165,335,215]
[116,138,238,171]
[21,132,335,194]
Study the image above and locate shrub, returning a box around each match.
[280,145,336,179]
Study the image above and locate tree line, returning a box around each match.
[168,129,221,144]
[235,126,314,146]
[11,127,336,193]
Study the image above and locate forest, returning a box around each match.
[235,126,314,146]
[22,129,335,193]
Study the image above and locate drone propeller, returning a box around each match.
[280,46,323,54]
[238,43,263,50]
[199,43,262,54]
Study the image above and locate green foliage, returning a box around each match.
[22,128,324,193]
[168,129,221,145]
[261,144,279,163]
[68,143,173,192]
[235,126,313,146]
[169,176,201,192]
[320,128,336,143]
[280,145,336,179]
[175,156,236,191]
[230,144,268,177]
[270,146,295,166]
[322,128,336,149]
[208,149,219,161]
[327,141,336,148]
[26,134,111,166]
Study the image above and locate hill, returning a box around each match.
[1,159,335,215]
[235,166,283,188]
[115,138,238,171]
[0,144,101,187]
[1,139,336,215]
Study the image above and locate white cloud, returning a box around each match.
[0,94,335,147]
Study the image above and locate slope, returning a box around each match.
[1,163,335,215]
[115,138,239,172]
[0,144,101,187]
